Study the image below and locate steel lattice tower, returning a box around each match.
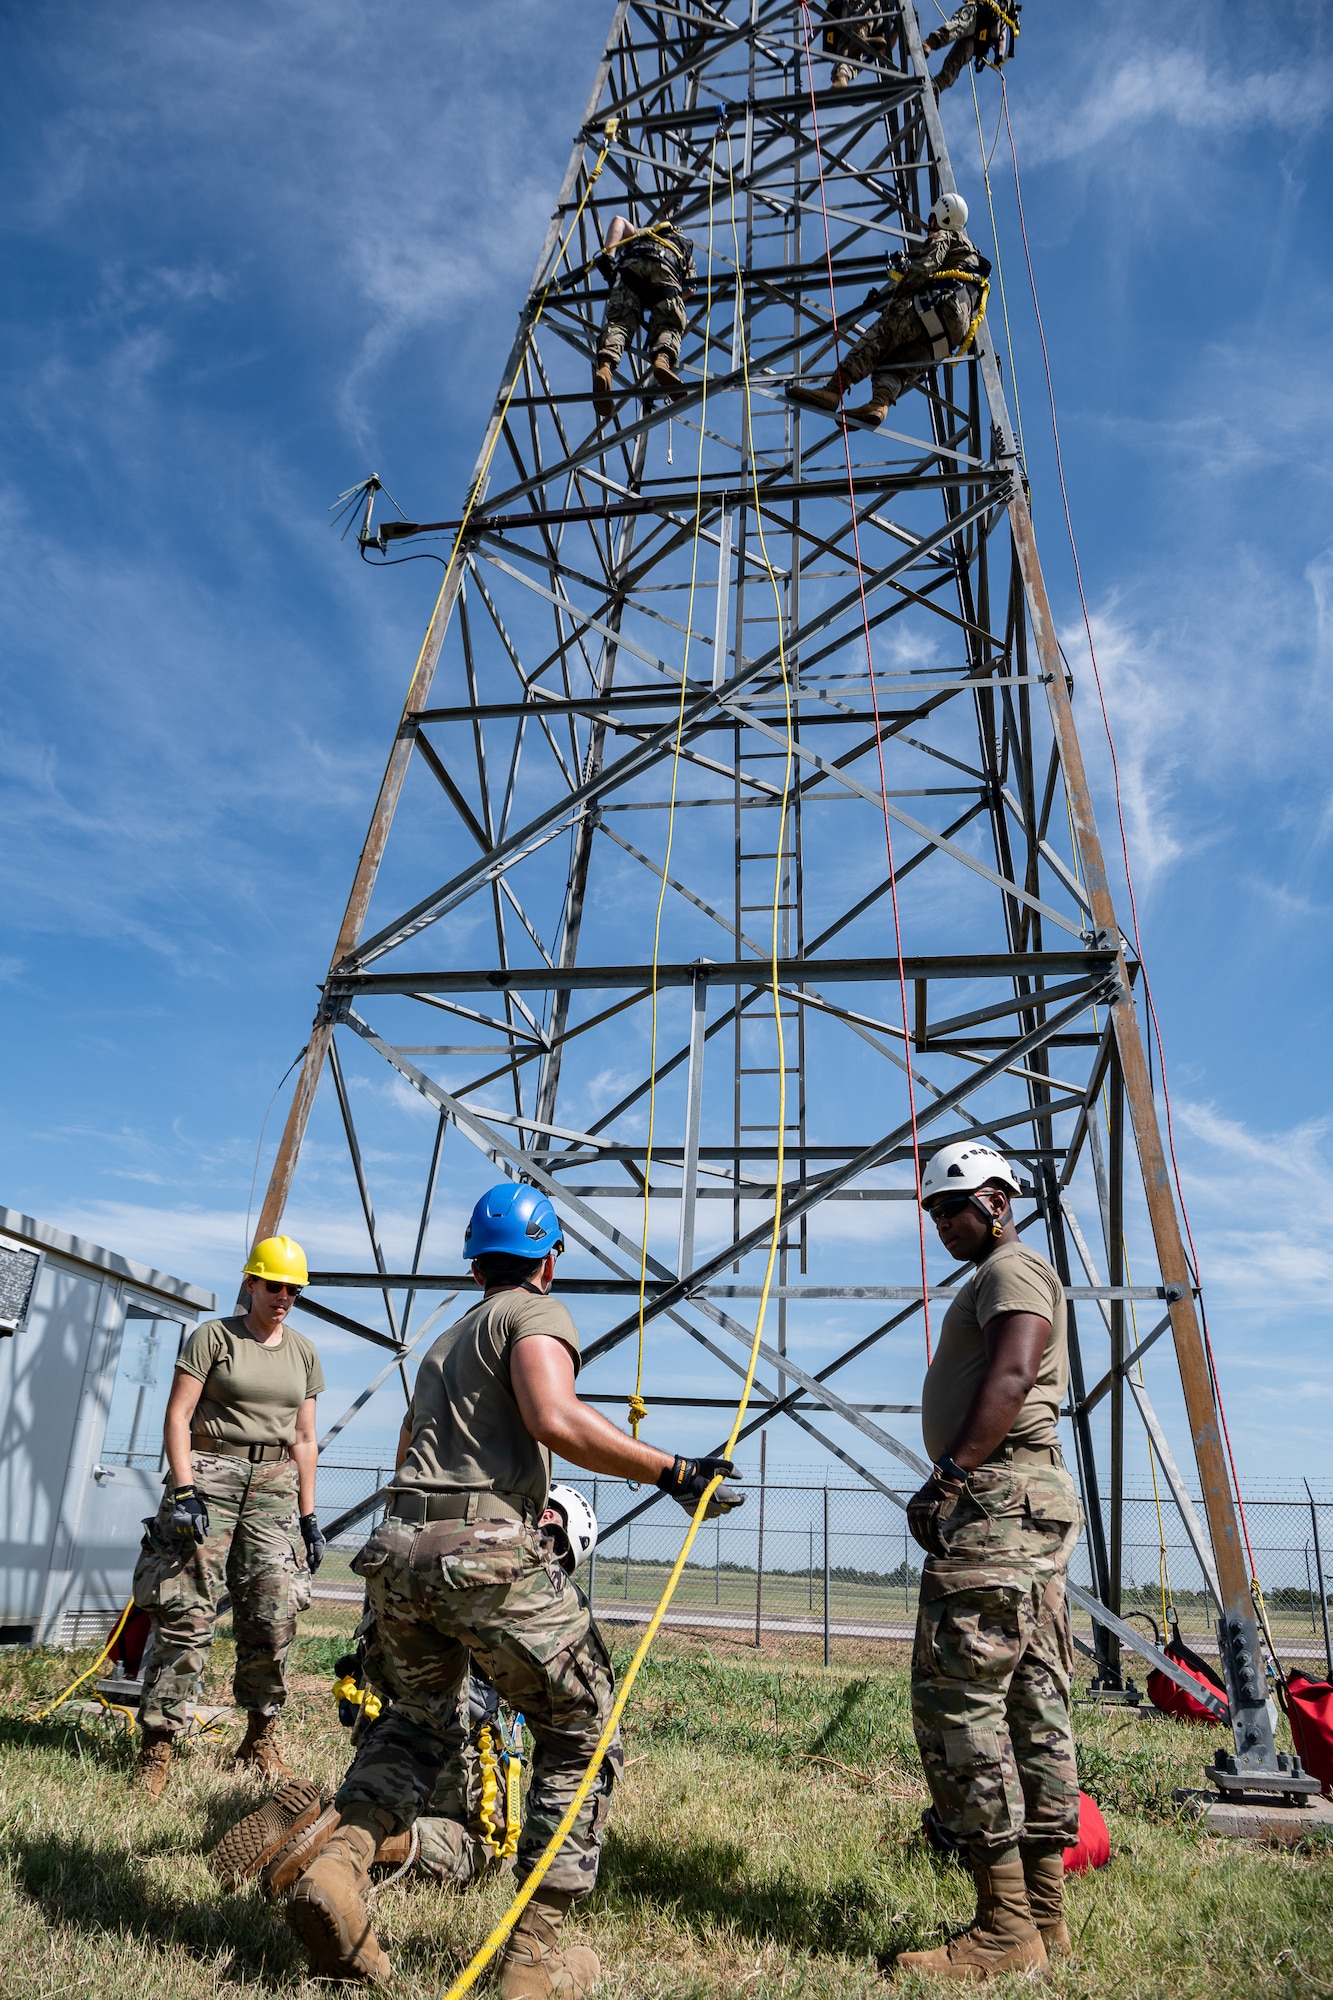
[256,1,1300,1789]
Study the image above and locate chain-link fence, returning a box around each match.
[311,1461,1333,1666]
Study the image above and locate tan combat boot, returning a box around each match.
[264,1803,342,1898]
[135,1728,174,1801]
[893,1847,1047,1983]
[592,362,615,425]
[286,1810,391,1984]
[209,1777,323,1888]
[233,1709,293,1778]
[786,372,845,416]
[498,1889,601,2000]
[651,352,686,398]
[844,396,895,428]
[1022,1844,1071,1960]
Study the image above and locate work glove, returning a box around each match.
[300,1512,327,1573]
[169,1486,209,1544]
[657,1454,745,1520]
[906,1462,967,1559]
[595,250,616,283]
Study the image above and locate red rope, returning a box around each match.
[798,4,933,1359]
[999,77,1257,1575]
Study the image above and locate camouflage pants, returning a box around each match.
[337,1512,620,1899]
[934,35,977,91]
[841,288,973,407]
[132,1453,311,1737]
[911,1461,1082,1857]
[597,280,687,370]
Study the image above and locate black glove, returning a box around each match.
[595,250,616,284]
[300,1512,327,1573]
[657,1454,745,1520]
[169,1486,209,1544]
[906,1461,967,1559]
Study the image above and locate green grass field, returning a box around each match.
[0,1605,1328,1999]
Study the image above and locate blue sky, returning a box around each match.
[2,0,1330,1492]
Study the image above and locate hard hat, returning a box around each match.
[243,1235,310,1285]
[544,1483,598,1572]
[463,1182,565,1262]
[928,192,969,232]
[920,1142,1024,1205]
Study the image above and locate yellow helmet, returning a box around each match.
[243,1235,310,1286]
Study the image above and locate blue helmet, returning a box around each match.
[463,1183,564,1262]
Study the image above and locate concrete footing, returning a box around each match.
[1175,1789,1333,1844]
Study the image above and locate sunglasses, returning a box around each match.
[926,1193,977,1223]
[260,1280,303,1298]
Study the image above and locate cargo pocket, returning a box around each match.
[425,1520,543,1592]
[283,1529,313,1615]
[131,1528,186,1612]
[942,1724,1003,1771]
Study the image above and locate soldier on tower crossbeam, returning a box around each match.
[786,192,988,429]
[592,213,697,425]
[823,1,890,88]
[892,1142,1083,1984]
[922,1,1020,97]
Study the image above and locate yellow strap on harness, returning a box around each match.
[477,1723,522,1859]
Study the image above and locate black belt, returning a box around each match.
[389,1489,537,1527]
[191,1436,290,1464]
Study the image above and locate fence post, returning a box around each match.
[1308,1482,1333,1681]
[816,1488,824,1672]
[809,1524,814,1612]
[624,1520,632,1600]
[754,1432,767,1649]
[588,1476,600,1610]
[715,1516,721,1603]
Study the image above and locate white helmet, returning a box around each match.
[920,1141,1024,1205]
[929,192,969,233]
[544,1484,598,1572]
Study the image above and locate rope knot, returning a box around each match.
[628,1392,648,1437]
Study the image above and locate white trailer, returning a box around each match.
[0,1206,215,1647]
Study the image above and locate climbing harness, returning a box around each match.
[975,0,1020,71]
[912,270,990,357]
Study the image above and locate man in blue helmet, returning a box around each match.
[283,1181,743,1995]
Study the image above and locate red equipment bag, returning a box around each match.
[1147,1623,1229,1725]
[1063,1790,1110,1873]
[107,1606,153,1678]
[1284,1674,1333,1796]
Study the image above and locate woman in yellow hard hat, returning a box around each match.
[130,1235,326,1799]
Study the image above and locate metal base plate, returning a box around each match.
[1208,1762,1322,1800]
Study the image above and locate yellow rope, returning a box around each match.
[395,117,620,720]
[30,1598,134,1723]
[631,130,721,1439]
[436,123,796,2000]
[966,66,1025,459]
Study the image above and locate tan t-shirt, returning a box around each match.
[920,1243,1067,1463]
[395,1288,581,1508]
[179,1316,325,1447]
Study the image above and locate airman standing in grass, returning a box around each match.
[280,1182,742,1998]
[131,1235,325,1799]
[897,1143,1082,1983]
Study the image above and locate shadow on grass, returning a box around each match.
[3,1826,304,1985]
[598,1827,922,1963]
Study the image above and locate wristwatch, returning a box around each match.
[937,1454,970,1485]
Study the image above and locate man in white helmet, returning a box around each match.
[786,192,988,428]
[893,1142,1083,1985]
